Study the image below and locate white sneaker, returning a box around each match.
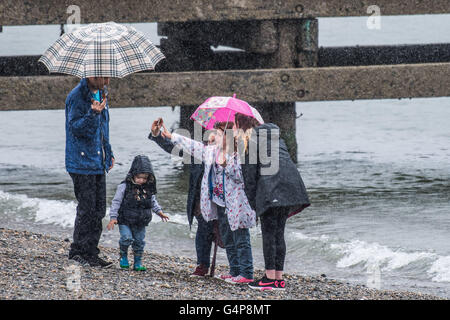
[216,273,233,281]
[225,275,254,284]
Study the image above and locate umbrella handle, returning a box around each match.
[210,239,218,277]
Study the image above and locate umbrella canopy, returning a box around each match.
[39,21,165,78]
[190,94,264,130]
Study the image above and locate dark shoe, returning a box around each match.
[248,276,285,291]
[190,264,209,277]
[88,255,113,268]
[274,279,286,291]
[69,255,90,267]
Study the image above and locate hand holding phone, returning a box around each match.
[151,118,164,137]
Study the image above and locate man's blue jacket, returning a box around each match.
[65,78,113,175]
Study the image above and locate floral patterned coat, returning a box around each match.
[171,133,256,231]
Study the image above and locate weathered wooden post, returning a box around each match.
[158,17,318,162]
[257,18,318,163]
[158,23,213,138]
[179,104,198,135]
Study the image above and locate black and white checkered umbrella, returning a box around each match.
[39,22,165,78]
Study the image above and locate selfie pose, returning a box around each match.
[65,76,115,268]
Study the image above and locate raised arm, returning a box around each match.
[148,131,183,157]
[148,118,181,155]
[156,120,207,163]
[170,132,207,163]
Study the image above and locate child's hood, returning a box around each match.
[126,155,156,186]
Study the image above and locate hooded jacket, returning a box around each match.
[112,155,160,227]
[65,78,113,174]
[170,133,256,231]
[240,123,310,217]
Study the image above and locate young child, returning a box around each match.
[159,120,256,284]
[107,155,169,271]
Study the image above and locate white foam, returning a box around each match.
[291,230,450,283]
[0,190,12,201]
[1,190,77,228]
[428,256,450,282]
[331,240,435,271]
[292,231,310,240]
[292,231,330,242]
[0,190,75,228]
[33,199,77,228]
[0,190,193,228]
[151,212,188,225]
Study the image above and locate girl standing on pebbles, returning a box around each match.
[157,119,256,284]
[233,112,310,291]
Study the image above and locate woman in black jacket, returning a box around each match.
[234,112,310,291]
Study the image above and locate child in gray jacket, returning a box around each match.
[107,155,169,271]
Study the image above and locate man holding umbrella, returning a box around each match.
[39,22,165,267]
[64,76,115,267]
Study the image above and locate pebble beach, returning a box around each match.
[0,228,443,300]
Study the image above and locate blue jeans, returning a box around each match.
[195,213,214,268]
[119,224,146,255]
[217,206,253,279]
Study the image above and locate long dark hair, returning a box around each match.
[213,121,234,130]
[234,113,260,131]
[234,113,260,153]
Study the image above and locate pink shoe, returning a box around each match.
[225,275,254,284]
[217,273,233,281]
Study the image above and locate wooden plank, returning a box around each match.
[2,44,450,76]
[1,0,449,26]
[1,63,449,111]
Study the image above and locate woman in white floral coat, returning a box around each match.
[160,120,256,284]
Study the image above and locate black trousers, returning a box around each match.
[69,173,106,258]
[260,207,289,271]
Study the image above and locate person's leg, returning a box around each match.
[232,227,253,280]
[131,225,146,256]
[249,208,287,290]
[69,173,98,259]
[274,208,289,280]
[90,174,106,258]
[131,225,146,271]
[118,224,133,268]
[275,270,284,280]
[119,224,133,251]
[195,213,213,269]
[260,208,278,280]
[217,206,239,277]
